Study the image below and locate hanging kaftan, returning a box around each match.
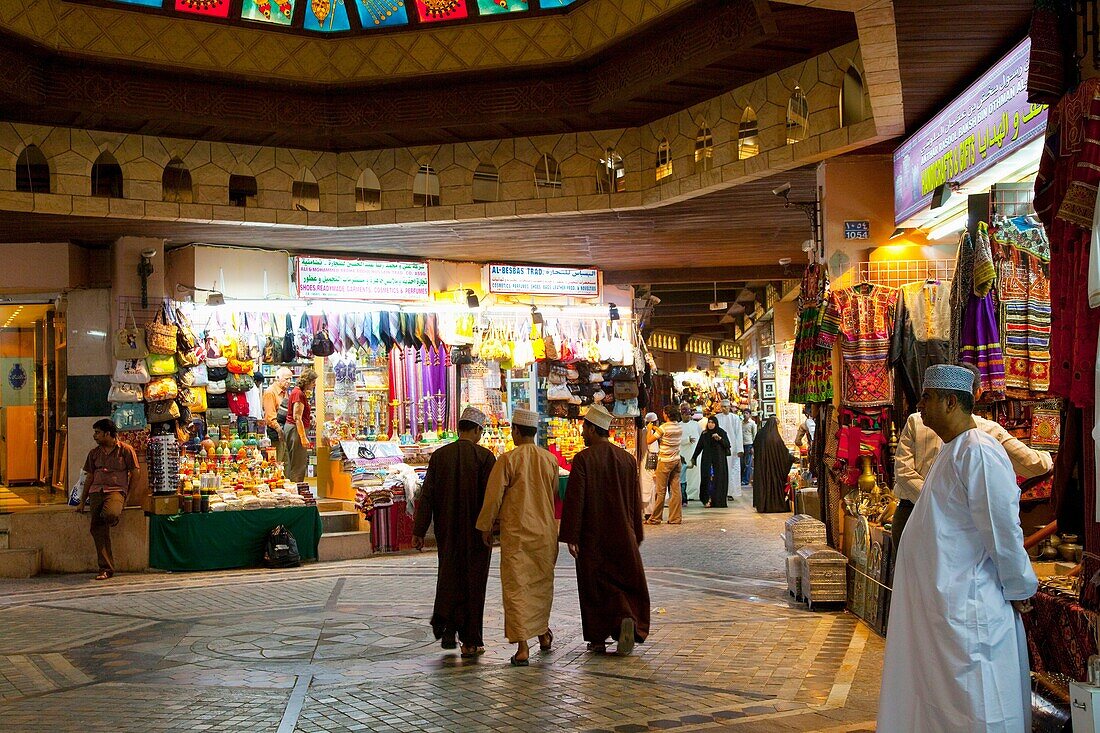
[892,280,951,413]
[817,283,898,408]
[957,223,1006,400]
[993,218,1052,396]
[789,263,834,403]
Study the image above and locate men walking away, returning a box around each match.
[413,406,497,658]
[645,405,683,525]
[560,404,650,656]
[878,365,1037,733]
[76,419,140,580]
[476,409,558,667]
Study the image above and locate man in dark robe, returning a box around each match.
[413,406,496,657]
[560,404,651,655]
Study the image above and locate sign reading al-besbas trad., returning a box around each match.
[487,264,600,297]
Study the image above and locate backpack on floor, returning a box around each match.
[263,525,301,568]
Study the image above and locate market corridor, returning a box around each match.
[0,501,883,732]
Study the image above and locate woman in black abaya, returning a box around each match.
[752,416,794,513]
[691,416,731,507]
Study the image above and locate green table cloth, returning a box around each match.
[149,506,323,571]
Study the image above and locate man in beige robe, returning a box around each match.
[477,408,559,667]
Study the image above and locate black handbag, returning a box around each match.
[282,314,296,363]
[645,452,658,471]
[311,324,335,357]
[450,345,474,365]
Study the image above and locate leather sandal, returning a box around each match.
[459,646,485,658]
[538,629,554,652]
[586,642,607,654]
[94,571,113,581]
[509,653,530,667]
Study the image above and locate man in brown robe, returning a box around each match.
[413,406,496,657]
[559,404,651,655]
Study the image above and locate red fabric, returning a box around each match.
[287,387,312,429]
[1023,590,1096,680]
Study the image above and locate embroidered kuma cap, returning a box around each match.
[511,408,539,428]
[922,364,975,393]
[459,406,488,427]
[584,404,614,430]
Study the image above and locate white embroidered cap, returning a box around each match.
[459,406,488,427]
[922,364,975,393]
[584,404,614,430]
[511,408,539,428]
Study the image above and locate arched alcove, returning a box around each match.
[738,108,759,160]
[15,145,50,194]
[413,164,440,206]
[91,151,124,198]
[655,138,672,181]
[786,86,809,144]
[840,65,868,127]
[355,168,381,211]
[162,158,192,203]
[472,162,500,203]
[292,168,320,211]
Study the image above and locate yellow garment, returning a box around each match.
[476,443,559,643]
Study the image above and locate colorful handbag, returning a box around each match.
[114,358,150,385]
[176,344,202,369]
[111,402,147,431]
[227,391,250,416]
[225,372,256,393]
[145,399,181,424]
[108,380,144,403]
[190,362,209,387]
[144,376,178,402]
[311,324,335,357]
[1030,407,1061,450]
[296,313,314,359]
[178,368,196,387]
[227,357,254,375]
[145,303,178,355]
[114,303,148,360]
[175,307,199,353]
[180,386,208,413]
[146,353,178,376]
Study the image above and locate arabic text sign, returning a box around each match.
[487,264,600,297]
[893,37,1047,225]
[844,221,870,240]
[296,257,430,301]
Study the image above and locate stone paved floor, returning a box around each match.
[0,496,883,732]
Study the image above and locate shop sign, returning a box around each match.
[843,221,870,240]
[893,37,1048,225]
[296,257,430,301]
[487,264,600,297]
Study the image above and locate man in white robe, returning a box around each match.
[679,410,702,503]
[878,365,1037,733]
[715,400,744,499]
[476,409,558,666]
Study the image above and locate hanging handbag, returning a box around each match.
[207,392,228,409]
[227,391,250,417]
[145,399,181,424]
[114,358,151,385]
[207,379,227,396]
[225,372,256,393]
[145,302,179,355]
[547,383,572,401]
[311,323,335,357]
[282,313,296,363]
[297,313,314,359]
[144,376,179,402]
[111,402,148,431]
[613,379,639,400]
[108,380,144,403]
[451,345,474,365]
[263,335,280,364]
[227,357,255,375]
[206,365,229,382]
[175,306,199,353]
[176,345,202,369]
[146,352,178,376]
[180,386,208,413]
[178,367,196,387]
[190,362,209,387]
[114,303,148,360]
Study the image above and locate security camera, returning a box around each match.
[772,182,792,197]
[778,257,792,266]
[141,249,157,258]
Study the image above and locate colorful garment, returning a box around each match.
[789,263,833,403]
[993,220,1052,396]
[817,283,898,407]
[957,223,1006,400]
[892,281,951,413]
[1034,76,1100,408]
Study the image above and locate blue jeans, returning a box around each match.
[742,447,753,485]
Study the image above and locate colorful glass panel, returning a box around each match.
[304,0,351,31]
[242,0,296,25]
[174,0,231,17]
[414,0,467,23]
[537,0,577,7]
[354,0,409,29]
[107,0,163,7]
[476,0,527,14]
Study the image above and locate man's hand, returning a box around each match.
[413,535,424,551]
[567,543,579,559]
[689,462,696,469]
[1011,599,1034,614]
[737,452,744,457]
[481,530,493,548]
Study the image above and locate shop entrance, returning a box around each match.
[0,302,66,511]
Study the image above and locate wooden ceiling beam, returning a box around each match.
[605,264,791,285]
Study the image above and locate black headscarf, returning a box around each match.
[752,417,793,513]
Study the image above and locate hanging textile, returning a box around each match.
[1027,0,1076,105]
[993,218,1052,397]
[789,262,833,404]
[817,282,898,408]
[891,280,951,415]
[955,223,1006,400]
[1034,77,1100,408]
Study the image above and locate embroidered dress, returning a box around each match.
[818,283,898,408]
[993,219,1052,396]
[892,281,951,413]
[956,223,1006,400]
[789,262,834,404]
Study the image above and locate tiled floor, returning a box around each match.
[0,496,883,732]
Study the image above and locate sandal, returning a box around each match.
[509,653,529,667]
[617,617,636,656]
[538,629,554,652]
[459,646,485,658]
[586,642,607,654]
[94,571,113,581]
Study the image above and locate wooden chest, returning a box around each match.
[798,544,848,610]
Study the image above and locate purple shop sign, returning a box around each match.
[893,37,1048,225]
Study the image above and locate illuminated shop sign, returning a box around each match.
[296,257,430,301]
[487,264,600,297]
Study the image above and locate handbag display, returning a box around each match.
[178,367,196,387]
[146,353,178,376]
[283,313,296,363]
[225,372,256,393]
[311,324,335,357]
[113,358,151,385]
[613,379,640,400]
[114,303,148,360]
[108,380,144,403]
[112,402,148,431]
[227,357,254,375]
[207,392,228,409]
[145,302,179,355]
[297,313,314,359]
[180,386,208,413]
[206,365,229,382]
[176,345,202,369]
[144,376,179,402]
[547,384,572,401]
[190,362,209,387]
[145,399,181,424]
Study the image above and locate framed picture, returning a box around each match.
[762,380,776,400]
[763,402,776,417]
[761,359,776,379]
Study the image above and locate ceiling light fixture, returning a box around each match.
[708,282,728,311]
[930,181,961,210]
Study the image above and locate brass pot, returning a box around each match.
[1058,543,1083,563]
